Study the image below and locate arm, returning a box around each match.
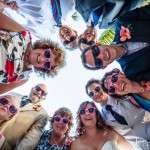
[0,12,25,32]
[15,111,49,150]
[110,130,134,150]
[0,79,29,95]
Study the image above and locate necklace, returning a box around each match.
[53,134,64,148]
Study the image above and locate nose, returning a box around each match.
[39,55,50,63]
[65,36,70,41]
[85,110,90,115]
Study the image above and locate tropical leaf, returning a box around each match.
[98,29,115,45]
[71,12,79,21]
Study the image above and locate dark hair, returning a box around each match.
[85,78,101,95]
[50,107,73,137]
[101,68,124,99]
[81,45,101,70]
[33,40,65,78]
[76,101,112,136]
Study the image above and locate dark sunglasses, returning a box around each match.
[108,74,118,94]
[88,86,101,97]
[54,116,70,124]
[63,36,77,46]
[0,97,18,114]
[79,38,95,45]
[91,45,103,69]
[43,49,51,70]
[80,107,96,115]
[34,85,47,96]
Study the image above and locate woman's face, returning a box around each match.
[80,103,97,128]
[52,113,70,136]
[104,73,132,95]
[29,48,57,70]
[0,96,20,121]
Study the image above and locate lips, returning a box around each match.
[33,93,40,99]
[106,50,110,60]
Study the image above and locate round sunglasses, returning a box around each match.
[88,86,101,97]
[43,49,51,70]
[54,116,70,124]
[108,74,118,94]
[0,97,18,114]
[80,107,96,115]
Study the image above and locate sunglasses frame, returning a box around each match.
[80,107,96,115]
[54,116,70,124]
[0,97,18,115]
[34,85,47,96]
[43,49,51,70]
[88,86,101,97]
[63,35,77,46]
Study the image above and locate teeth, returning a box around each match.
[37,55,40,63]
[121,82,125,91]
[106,50,110,59]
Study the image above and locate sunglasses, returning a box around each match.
[34,85,47,96]
[0,97,18,115]
[43,49,51,70]
[63,36,77,46]
[88,86,101,97]
[80,107,96,115]
[54,116,70,124]
[79,38,95,45]
[108,74,118,94]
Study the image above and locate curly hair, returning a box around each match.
[76,101,112,136]
[32,40,66,78]
[101,68,125,99]
[85,78,101,95]
[50,107,73,137]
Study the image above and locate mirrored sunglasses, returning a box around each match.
[34,85,47,96]
[80,107,96,115]
[0,97,18,114]
[88,86,101,97]
[54,116,70,124]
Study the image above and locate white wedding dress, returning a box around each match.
[101,141,119,150]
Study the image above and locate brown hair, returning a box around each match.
[50,107,73,137]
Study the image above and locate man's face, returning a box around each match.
[29,84,48,103]
[84,45,118,69]
[87,83,107,103]
[59,25,78,49]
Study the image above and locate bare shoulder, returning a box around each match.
[71,137,81,150]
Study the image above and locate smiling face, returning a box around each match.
[29,84,48,103]
[88,83,108,104]
[28,48,57,70]
[52,113,70,136]
[104,74,132,95]
[83,27,97,42]
[84,45,118,69]
[0,95,20,121]
[59,25,78,49]
[80,103,97,128]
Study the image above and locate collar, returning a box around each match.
[107,95,118,107]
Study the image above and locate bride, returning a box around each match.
[71,101,139,150]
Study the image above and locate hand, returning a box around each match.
[6,1,19,11]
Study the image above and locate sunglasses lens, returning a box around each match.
[95,58,103,68]
[41,91,47,96]
[45,62,51,69]
[80,38,87,44]
[35,86,40,91]
[44,50,50,58]
[9,105,17,114]
[88,92,94,97]
[95,86,100,92]
[0,98,9,105]
[70,36,76,42]
[88,41,95,45]
[63,118,69,124]
[63,40,68,46]
[109,86,115,94]
[88,108,95,113]
[111,75,118,83]
[92,46,100,57]
[54,116,60,122]
[80,109,86,115]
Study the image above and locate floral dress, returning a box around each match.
[35,130,72,150]
[0,29,32,84]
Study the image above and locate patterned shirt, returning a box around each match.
[35,130,71,150]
